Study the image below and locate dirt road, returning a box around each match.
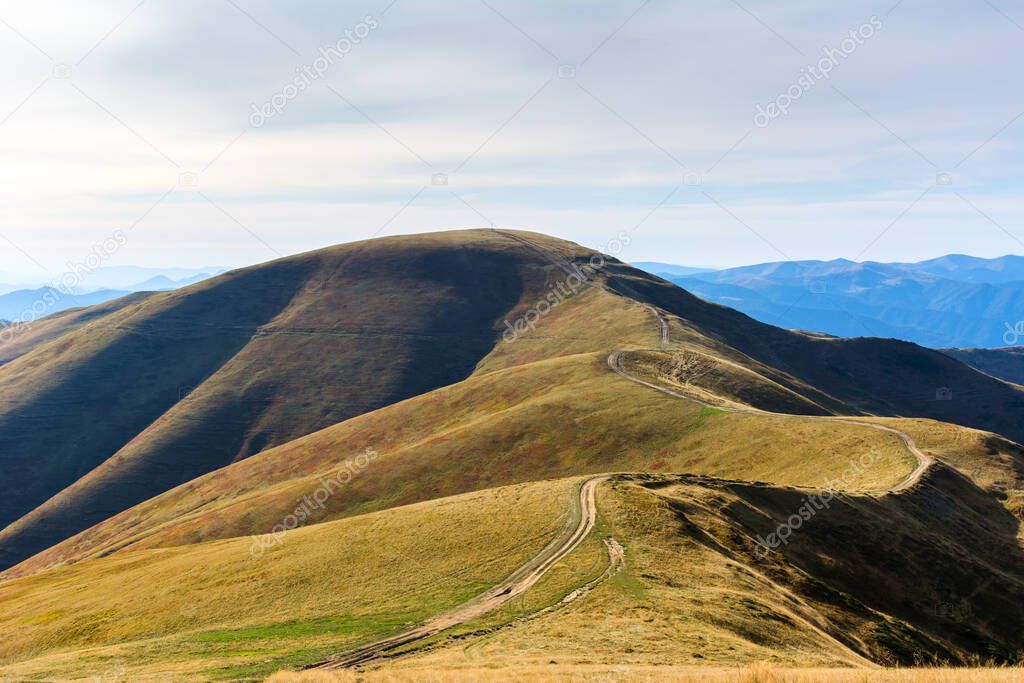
[311,475,608,670]
[313,238,931,670]
[608,309,934,493]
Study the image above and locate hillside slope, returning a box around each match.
[0,479,586,681]
[380,468,1023,677]
[2,230,1022,575]
[0,231,1022,680]
[943,347,1024,386]
[4,348,919,579]
[602,264,1024,441]
[0,231,579,569]
[2,453,1021,680]
[0,292,152,365]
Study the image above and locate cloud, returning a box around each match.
[0,0,1021,279]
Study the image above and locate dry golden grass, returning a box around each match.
[393,479,869,673]
[359,471,1023,674]
[268,664,1024,682]
[9,349,918,578]
[473,285,658,374]
[1,228,628,575]
[2,231,1020,682]
[0,479,589,682]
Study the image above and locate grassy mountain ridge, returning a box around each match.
[0,230,573,570]
[602,266,1024,441]
[2,230,1022,574]
[0,229,1022,680]
[4,348,919,579]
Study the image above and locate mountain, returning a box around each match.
[943,346,1024,385]
[0,230,1021,679]
[0,286,133,323]
[0,231,572,568]
[905,254,1024,283]
[1,230,1022,570]
[128,271,223,291]
[647,255,1024,348]
[129,275,179,290]
[0,271,223,326]
[630,261,714,277]
[77,265,226,291]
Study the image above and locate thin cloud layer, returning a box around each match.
[0,0,1021,280]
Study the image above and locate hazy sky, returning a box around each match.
[1,0,1023,281]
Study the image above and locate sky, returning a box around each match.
[1,0,1023,283]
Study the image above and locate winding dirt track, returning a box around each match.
[311,234,933,670]
[608,308,933,493]
[311,476,608,670]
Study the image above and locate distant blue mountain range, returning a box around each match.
[635,255,1024,349]
[0,268,223,323]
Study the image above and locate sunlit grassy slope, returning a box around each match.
[4,461,1021,681]
[0,230,608,571]
[4,229,1023,575]
[2,229,1022,682]
[6,345,918,578]
[351,468,1023,676]
[273,665,1024,682]
[0,478,584,682]
[0,291,152,365]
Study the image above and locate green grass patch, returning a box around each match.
[610,568,648,600]
[189,613,412,644]
[205,645,340,682]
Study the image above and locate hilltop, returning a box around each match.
[0,229,1021,680]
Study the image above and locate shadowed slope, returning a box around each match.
[3,295,918,579]
[0,265,312,536]
[942,347,1024,386]
[2,229,1022,574]
[0,230,573,570]
[383,469,1023,675]
[598,263,1024,441]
